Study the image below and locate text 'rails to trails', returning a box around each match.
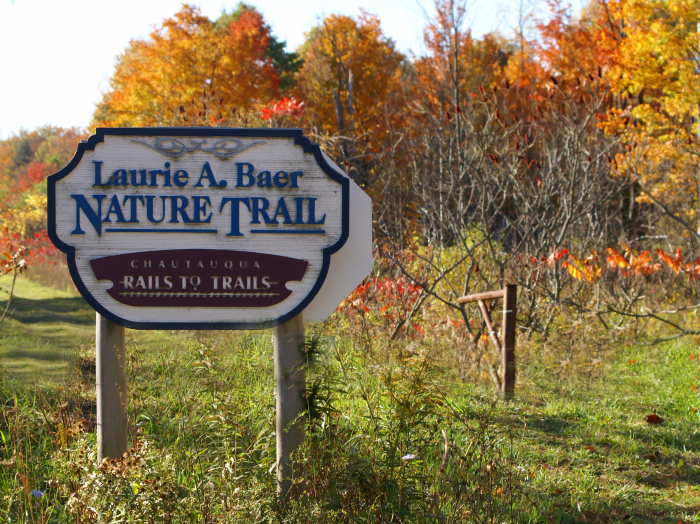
[47,128,370,329]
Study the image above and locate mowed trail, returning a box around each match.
[0,277,93,384]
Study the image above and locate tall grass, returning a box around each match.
[0,327,531,523]
[3,274,699,522]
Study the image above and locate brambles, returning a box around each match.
[0,231,73,292]
[0,242,28,328]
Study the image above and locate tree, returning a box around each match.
[215,3,302,91]
[0,126,84,195]
[0,127,85,237]
[294,11,405,187]
[536,0,622,83]
[93,4,296,128]
[597,0,700,236]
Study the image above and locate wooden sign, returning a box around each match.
[48,128,371,329]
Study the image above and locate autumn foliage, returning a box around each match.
[92,5,296,128]
[4,0,700,344]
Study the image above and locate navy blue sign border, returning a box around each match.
[47,127,350,330]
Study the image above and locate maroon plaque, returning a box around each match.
[90,249,308,308]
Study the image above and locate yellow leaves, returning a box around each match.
[1,193,47,237]
[562,253,602,282]
[600,0,700,215]
[618,0,700,107]
[562,258,583,280]
[597,107,628,136]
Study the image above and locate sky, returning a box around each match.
[0,0,561,139]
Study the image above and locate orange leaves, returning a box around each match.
[527,248,601,283]
[551,245,700,283]
[1,243,27,276]
[645,414,663,425]
[656,248,681,274]
[630,250,661,277]
[685,262,700,279]
[533,244,700,285]
[93,4,285,128]
[524,243,700,285]
[294,11,403,140]
[605,246,660,277]
[606,248,628,270]
[222,8,281,99]
[656,248,700,279]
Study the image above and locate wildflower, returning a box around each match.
[402,454,416,461]
[30,490,43,497]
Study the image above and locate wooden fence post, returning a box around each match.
[501,284,517,399]
[96,313,127,461]
[273,313,305,498]
[458,285,517,398]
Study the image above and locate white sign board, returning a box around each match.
[48,128,372,329]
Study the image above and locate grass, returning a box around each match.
[0,276,92,384]
[0,277,699,522]
[507,342,700,522]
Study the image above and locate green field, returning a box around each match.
[1,277,699,522]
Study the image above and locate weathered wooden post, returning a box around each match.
[458,284,517,399]
[501,284,517,399]
[273,314,305,496]
[47,128,372,498]
[96,313,127,461]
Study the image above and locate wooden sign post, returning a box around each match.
[95,313,127,461]
[48,128,372,495]
[273,314,305,495]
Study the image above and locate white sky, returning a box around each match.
[0,0,563,139]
